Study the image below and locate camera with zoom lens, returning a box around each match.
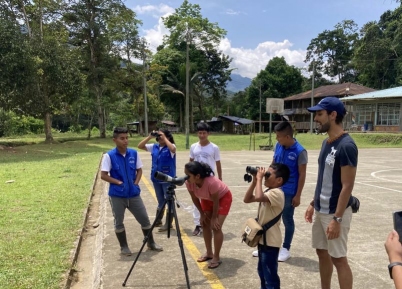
[244,166,271,183]
[150,131,160,137]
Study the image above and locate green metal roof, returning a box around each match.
[340,86,402,101]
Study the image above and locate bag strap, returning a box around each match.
[261,211,283,246]
[256,202,283,246]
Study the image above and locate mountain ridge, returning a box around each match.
[226,73,252,92]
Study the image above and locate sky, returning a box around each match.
[126,0,400,79]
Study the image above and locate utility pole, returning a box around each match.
[259,82,262,133]
[142,39,149,136]
[185,27,190,149]
[309,60,315,134]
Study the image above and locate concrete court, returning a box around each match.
[93,148,402,289]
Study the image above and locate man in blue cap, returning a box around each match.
[304,97,358,289]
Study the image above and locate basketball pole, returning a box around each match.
[268,112,273,149]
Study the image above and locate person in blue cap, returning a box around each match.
[304,97,358,289]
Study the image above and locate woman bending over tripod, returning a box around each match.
[184,161,232,269]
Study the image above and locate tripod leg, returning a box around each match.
[122,199,167,287]
[158,208,173,232]
[171,201,191,289]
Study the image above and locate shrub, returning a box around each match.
[0,110,44,136]
[91,126,100,135]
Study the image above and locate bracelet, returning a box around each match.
[310,200,314,206]
[389,262,402,279]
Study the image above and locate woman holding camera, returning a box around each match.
[138,129,176,230]
[184,161,232,269]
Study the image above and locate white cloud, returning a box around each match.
[219,38,307,79]
[224,9,241,15]
[142,17,170,50]
[135,4,307,79]
[133,4,174,18]
[132,4,174,51]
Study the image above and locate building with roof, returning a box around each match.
[340,86,402,132]
[207,115,253,134]
[283,83,376,132]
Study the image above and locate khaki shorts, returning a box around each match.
[312,206,353,258]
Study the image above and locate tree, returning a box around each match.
[353,7,402,88]
[64,0,140,138]
[0,17,35,107]
[305,20,359,83]
[1,0,83,142]
[162,0,226,50]
[161,0,228,141]
[245,57,303,121]
[193,48,232,120]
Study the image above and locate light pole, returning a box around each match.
[259,82,262,133]
[141,38,149,136]
[309,60,315,134]
[185,29,190,149]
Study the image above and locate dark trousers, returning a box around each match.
[282,194,295,250]
[257,244,280,289]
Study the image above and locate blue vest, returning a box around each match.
[150,144,176,182]
[273,140,305,196]
[107,148,140,198]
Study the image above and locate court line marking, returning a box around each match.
[370,169,402,184]
[355,181,402,193]
[141,176,226,289]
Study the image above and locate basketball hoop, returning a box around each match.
[265,98,285,150]
[266,99,284,114]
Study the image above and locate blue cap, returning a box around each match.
[307,97,346,116]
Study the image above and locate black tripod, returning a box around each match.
[122,184,191,288]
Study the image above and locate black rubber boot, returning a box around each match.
[115,231,132,256]
[142,229,163,251]
[158,211,174,232]
[154,208,164,227]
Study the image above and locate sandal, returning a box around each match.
[208,260,222,269]
[197,255,213,262]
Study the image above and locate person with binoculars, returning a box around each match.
[138,129,176,231]
[243,164,290,289]
[251,121,307,261]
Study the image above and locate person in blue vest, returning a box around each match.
[138,129,176,231]
[252,121,307,261]
[101,127,163,256]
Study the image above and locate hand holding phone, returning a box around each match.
[393,211,402,243]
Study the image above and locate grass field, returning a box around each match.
[0,131,401,288]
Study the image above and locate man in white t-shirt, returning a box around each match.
[189,122,222,236]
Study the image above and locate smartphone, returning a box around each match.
[393,211,402,243]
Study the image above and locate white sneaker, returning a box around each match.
[278,248,290,262]
[252,250,258,257]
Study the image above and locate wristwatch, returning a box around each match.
[333,216,342,223]
[388,262,402,279]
